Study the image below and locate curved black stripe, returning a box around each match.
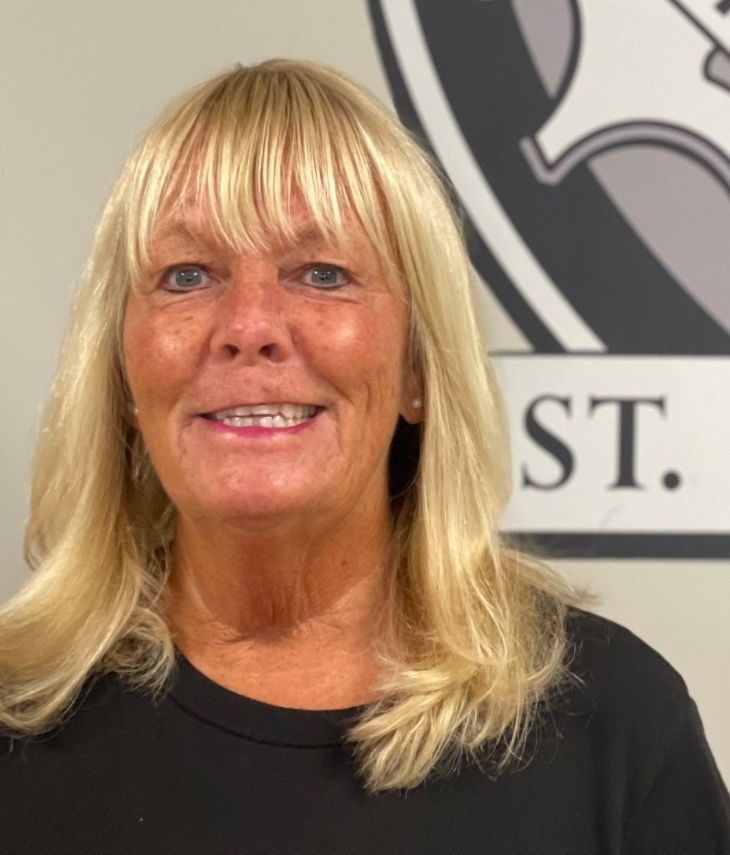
[414,0,729,354]
[368,0,564,353]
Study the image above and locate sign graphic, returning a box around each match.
[370,0,730,557]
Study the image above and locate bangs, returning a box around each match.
[121,62,401,283]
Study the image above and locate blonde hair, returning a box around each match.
[0,59,585,792]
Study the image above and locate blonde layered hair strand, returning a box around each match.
[0,60,584,792]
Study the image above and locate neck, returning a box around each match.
[165,489,394,660]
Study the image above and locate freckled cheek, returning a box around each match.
[124,319,200,406]
[310,313,405,413]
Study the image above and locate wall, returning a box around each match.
[1,0,727,784]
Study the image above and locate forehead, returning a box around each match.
[149,198,384,263]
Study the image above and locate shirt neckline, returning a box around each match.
[168,648,369,748]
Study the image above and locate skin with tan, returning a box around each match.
[122,203,422,708]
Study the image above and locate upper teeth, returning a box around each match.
[209,404,318,420]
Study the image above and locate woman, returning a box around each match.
[1,60,728,853]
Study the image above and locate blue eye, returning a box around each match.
[163,265,210,291]
[302,264,349,289]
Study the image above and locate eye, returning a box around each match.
[300,264,350,289]
[161,265,211,291]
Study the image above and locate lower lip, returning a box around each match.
[198,410,323,438]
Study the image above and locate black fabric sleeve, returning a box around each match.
[623,698,730,854]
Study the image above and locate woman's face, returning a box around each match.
[122,203,419,526]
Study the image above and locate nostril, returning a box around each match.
[219,341,283,361]
[214,323,290,361]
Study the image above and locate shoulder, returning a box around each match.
[561,606,690,720]
[0,670,158,764]
[564,606,689,702]
[555,607,694,771]
[556,609,730,845]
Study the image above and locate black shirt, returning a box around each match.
[1,609,729,854]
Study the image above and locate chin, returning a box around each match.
[183,487,321,523]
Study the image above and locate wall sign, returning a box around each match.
[370,0,730,557]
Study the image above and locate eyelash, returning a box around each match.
[159,264,213,292]
[159,263,351,292]
[299,263,351,289]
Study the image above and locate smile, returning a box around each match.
[200,403,325,431]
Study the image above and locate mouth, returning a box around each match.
[200,403,326,430]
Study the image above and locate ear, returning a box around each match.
[399,366,424,425]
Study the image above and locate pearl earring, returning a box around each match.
[412,397,422,410]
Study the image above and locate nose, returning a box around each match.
[209,260,294,365]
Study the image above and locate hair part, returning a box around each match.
[0,59,588,792]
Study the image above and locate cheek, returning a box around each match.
[307,303,407,408]
[123,310,201,405]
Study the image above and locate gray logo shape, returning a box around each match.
[516,0,730,336]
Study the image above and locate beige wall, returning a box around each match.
[2,0,728,784]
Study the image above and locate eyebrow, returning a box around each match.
[153,220,338,251]
[152,222,220,248]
